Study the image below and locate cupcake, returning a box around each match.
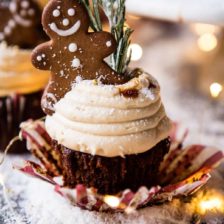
[0,0,49,153]
[31,0,171,194]
[47,72,171,194]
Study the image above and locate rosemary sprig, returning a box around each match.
[93,0,102,31]
[80,0,133,73]
[82,0,101,31]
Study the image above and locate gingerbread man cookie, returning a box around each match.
[31,0,127,115]
[0,0,47,48]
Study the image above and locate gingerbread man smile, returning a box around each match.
[49,21,80,36]
[9,0,34,27]
[49,6,81,37]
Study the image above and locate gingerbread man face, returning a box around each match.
[0,0,47,48]
[42,0,89,39]
[9,0,39,25]
[32,0,127,115]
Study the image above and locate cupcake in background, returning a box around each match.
[0,0,49,153]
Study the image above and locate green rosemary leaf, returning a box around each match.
[93,0,102,30]
[80,0,99,31]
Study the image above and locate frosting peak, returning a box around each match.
[45,71,171,157]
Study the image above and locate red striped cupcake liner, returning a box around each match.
[14,120,224,212]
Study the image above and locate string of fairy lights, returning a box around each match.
[191,23,224,99]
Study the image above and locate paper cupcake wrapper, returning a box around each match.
[15,120,224,212]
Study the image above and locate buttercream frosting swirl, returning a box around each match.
[45,72,171,157]
[0,42,49,97]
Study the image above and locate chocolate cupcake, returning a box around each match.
[46,73,171,194]
[0,0,49,153]
[31,0,171,194]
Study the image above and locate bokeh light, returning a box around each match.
[128,43,143,61]
[210,82,223,98]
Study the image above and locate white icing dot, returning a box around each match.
[68,8,75,16]
[71,58,80,68]
[21,1,29,9]
[42,54,46,58]
[4,26,11,35]
[106,41,112,47]
[0,33,4,40]
[68,43,77,52]
[53,9,60,17]
[37,56,42,61]
[62,19,69,26]
[9,2,16,13]
[8,20,16,28]
[43,62,46,66]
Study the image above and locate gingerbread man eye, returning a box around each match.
[67,8,75,16]
[21,1,30,9]
[53,9,60,17]
[9,2,17,13]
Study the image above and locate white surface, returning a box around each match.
[126,0,224,26]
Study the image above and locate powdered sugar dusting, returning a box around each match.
[0,156,209,224]
[0,156,192,224]
[24,180,193,224]
[140,88,156,100]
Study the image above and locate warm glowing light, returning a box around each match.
[104,195,120,208]
[210,82,223,98]
[193,191,224,215]
[128,43,143,61]
[197,33,218,52]
[199,197,224,214]
[193,23,219,35]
